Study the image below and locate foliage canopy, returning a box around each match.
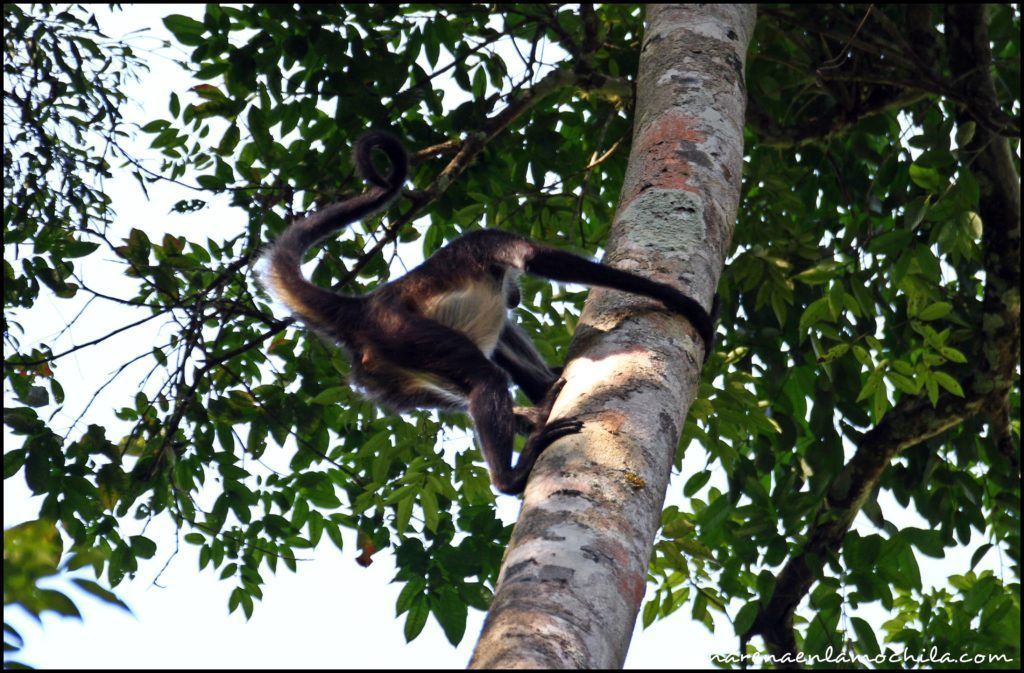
[4,3,1020,667]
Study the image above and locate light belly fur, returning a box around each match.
[422,282,506,356]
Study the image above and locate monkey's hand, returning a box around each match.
[506,378,582,494]
[513,405,547,435]
[512,376,568,434]
[516,378,582,457]
[522,417,583,456]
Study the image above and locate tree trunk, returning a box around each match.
[470,5,755,668]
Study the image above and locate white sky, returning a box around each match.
[2,4,1008,670]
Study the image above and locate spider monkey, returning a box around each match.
[266,131,717,495]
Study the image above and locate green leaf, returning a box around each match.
[770,290,787,327]
[471,65,487,99]
[4,448,26,478]
[697,494,732,531]
[39,589,82,619]
[794,262,840,285]
[856,368,883,403]
[955,121,976,148]
[872,385,888,422]
[969,543,993,570]
[129,535,157,559]
[196,174,226,190]
[925,374,939,405]
[396,578,426,615]
[867,229,913,255]
[909,164,945,193]
[903,528,945,558]
[961,210,983,239]
[394,495,413,534]
[683,471,711,497]
[932,371,964,397]
[642,596,659,628]
[917,302,952,321]
[163,14,206,46]
[818,343,850,364]
[892,360,915,376]
[63,240,101,258]
[383,483,419,505]
[937,346,967,363]
[404,596,429,641]
[734,601,759,636]
[311,387,350,405]
[845,534,882,568]
[139,119,170,133]
[5,407,40,434]
[432,588,468,645]
[850,617,880,657]
[326,523,344,552]
[798,297,831,337]
[420,487,439,532]
[71,579,131,613]
[886,371,919,395]
[902,197,929,228]
[240,590,254,619]
[217,124,240,154]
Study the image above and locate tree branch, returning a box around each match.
[747,86,925,148]
[745,5,1020,661]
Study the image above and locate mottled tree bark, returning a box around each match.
[470,5,755,668]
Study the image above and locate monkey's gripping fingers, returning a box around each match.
[512,375,569,434]
[500,416,583,495]
[521,417,584,459]
[541,376,568,409]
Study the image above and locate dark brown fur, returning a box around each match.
[266,132,717,494]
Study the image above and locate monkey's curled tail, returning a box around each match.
[266,131,409,328]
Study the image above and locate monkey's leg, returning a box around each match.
[466,372,536,495]
[493,322,558,403]
[372,312,546,495]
